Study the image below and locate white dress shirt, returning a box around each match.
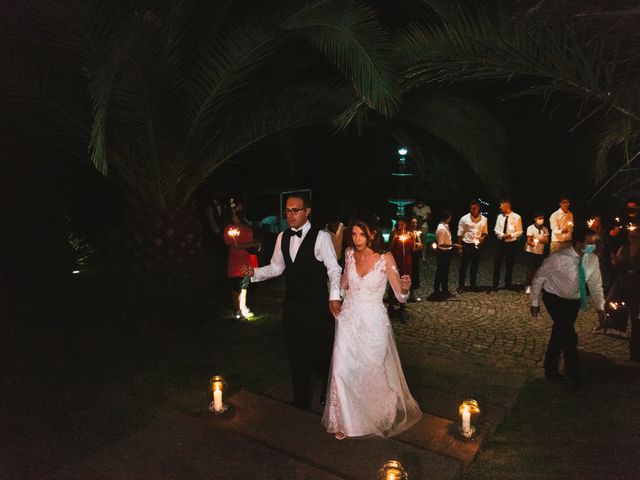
[549,208,574,242]
[251,221,342,301]
[494,212,523,242]
[524,224,549,255]
[435,222,452,250]
[457,213,488,244]
[530,247,604,309]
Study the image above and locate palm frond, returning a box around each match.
[282,0,401,117]
[397,11,639,122]
[182,21,284,153]
[182,78,356,201]
[0,48,90,159]
[595,117,640,183]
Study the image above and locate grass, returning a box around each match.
[1,262,290,478]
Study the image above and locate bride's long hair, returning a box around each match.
[347,215,385,254]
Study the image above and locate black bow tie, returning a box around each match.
[289,229,303,238]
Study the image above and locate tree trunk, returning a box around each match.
[126,199,205,286]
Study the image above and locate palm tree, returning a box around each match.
[393,0,640,200]
[1,0,400,277]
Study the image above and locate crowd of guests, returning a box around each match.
[421,195,640,372]
[205,192,640,371]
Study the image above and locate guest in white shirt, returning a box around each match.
[549,196,574,253]
[530,227,605,386]
[492,199,523,291]
[524,212,549,293]
[241,194,342,410]
[428,210,460,300]
[457,200,489,293]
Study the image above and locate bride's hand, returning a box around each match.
[400,275,411,292]
[329,300,342,318]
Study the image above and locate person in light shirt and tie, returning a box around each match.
[549,196,574,254]
[492,199,523,291]
[530,227,605,387]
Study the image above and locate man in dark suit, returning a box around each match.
[242,193,342,409]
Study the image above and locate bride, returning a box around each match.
[322,216,422,439]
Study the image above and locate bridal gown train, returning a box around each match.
[322,248,422,438]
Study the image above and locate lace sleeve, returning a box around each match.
[340,248,352,292]
[384,252,409,303]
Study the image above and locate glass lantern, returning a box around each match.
[378,460,408,480]
[458,399,481,439]
[209,375,229,414]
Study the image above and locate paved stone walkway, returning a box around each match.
[395,246,629,377]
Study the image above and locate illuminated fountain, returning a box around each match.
[388,147,415,217]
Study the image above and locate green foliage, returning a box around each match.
[1,0,399,206]
[396,1,640,187]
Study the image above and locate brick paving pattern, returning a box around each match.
[394,245,629,376]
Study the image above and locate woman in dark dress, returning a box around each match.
[598,226,640,361]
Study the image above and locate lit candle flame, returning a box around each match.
[398,233,410,242]
[615,217,620,223]
[228,228,240,237]
[628,224,637,232]
[567,221,573,227]
[587,218,595,229]
[609,301,618,310]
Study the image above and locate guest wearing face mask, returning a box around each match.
[530,227,605,387]
[524,213,549,294]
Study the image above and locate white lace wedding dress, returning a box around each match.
[322,248,422,438]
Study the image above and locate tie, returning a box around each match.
[289,229,302,238]
[502,215,509,235]
[578,257,588,311]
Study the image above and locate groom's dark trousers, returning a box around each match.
[282,227,335,409]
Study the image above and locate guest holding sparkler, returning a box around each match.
[388,218,414,279]
[388,218,415,315]
[429,210,460,300]
[224,199,260,320]
[587,214,611,293]
[524,213,549,294]
[457,200,488,293]
[530,227,605,387]
[408,216,423,301]
[609,198,639,254]
[597,224,640,361]
[549,196,574,254]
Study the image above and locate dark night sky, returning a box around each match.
[0,0,630,265]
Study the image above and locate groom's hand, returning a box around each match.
[329,300,342,318]
[240,265,254,277]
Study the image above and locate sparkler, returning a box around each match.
[228,227,240,246]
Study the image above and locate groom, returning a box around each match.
[241,193,342,409]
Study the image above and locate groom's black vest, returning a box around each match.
[281,225,328,304]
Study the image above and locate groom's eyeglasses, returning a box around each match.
[284,207,305,215]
